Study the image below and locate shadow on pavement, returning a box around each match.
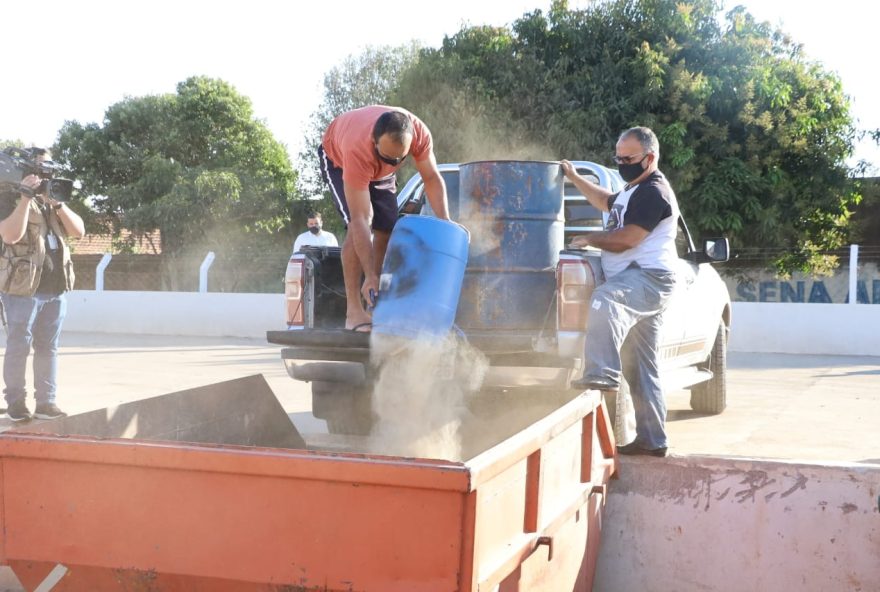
[666,409,712,422]
[817,369,880,378]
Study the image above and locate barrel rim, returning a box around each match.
[460,159,561,167]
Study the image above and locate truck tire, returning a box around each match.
[690,321,728,415]
[311,381,374,436]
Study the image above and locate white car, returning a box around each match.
[269,160,731,434]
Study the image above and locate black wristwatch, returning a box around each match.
[52,203,63,210]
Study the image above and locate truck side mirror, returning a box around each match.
[688,237,729,264]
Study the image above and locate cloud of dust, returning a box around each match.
[460,211,502,259]
[361,90,572,459]
[457,386,577,460]
[399,82,564,259]
[369,331,488,461]
[417,83,552,164]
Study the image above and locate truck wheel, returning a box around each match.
[311,381,374,436]
[690,321,728,415]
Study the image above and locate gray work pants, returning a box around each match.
[582,265,676,449]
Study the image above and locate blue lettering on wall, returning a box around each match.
[844,281,871,304]
[731,277,880,303]
[759,281,777,302]
[808,281,832,303]
[737,283,756,302]
[780,281,805,303]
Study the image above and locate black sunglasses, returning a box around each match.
[375,145,407,167]
[612,152,648,165]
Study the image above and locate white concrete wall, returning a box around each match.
[595,455,880,592]
[64,290,285,339]
[729,302,880,355]
[61,291,880,354]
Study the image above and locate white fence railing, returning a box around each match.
[90,246,877,300]
[62,289,880,355]
[75,245,880,353]
[64,291,283,339]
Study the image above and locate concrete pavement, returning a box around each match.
[0,333,877,462]
[0,332,327,437]
[666,351,880,463]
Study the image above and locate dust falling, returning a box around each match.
[368,331,488,461]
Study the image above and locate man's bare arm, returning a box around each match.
[0,175,40,245]
[413,152,450,220]
[54,203,85,239]
[0,198,32,245]
[570,224,649,253]
[343,183,378,298]
[560,160,614,213]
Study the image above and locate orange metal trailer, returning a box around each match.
[0,376,616,591]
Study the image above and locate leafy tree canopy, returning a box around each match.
[55,76,298,269]
[381,0,860,274]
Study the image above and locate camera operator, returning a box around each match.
[0,148,84,421]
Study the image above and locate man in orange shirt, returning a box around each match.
[320,106,450,332]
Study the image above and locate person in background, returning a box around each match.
[0,147,85,421]
[292,211,337,253]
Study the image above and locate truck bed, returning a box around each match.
[266,329,577,368]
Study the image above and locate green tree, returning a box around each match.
[850,177,880,247]
[54,76,298,290]
[390,0,861,274]
[298,43,421,237]
[389,27,550,163]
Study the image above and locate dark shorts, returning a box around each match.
[318,145,398,232]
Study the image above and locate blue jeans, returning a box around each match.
[1,292,67,405]
[582,266,676,449]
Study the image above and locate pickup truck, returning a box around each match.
[267,160,731,434]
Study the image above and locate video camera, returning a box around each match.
[0,146,73,202]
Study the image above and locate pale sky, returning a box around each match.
[3,0,877,173]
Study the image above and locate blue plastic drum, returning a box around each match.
[372,216,470,339]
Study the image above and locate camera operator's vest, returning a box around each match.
[0,196,75,296]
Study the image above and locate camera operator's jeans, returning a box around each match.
[1,292,67,406]
[581,266,677,450]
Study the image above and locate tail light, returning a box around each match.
[557,259,595,331]
[285,255,305,327]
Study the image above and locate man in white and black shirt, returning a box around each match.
[561,126,678,457]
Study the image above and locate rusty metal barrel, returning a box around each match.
[455,160,565,332]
